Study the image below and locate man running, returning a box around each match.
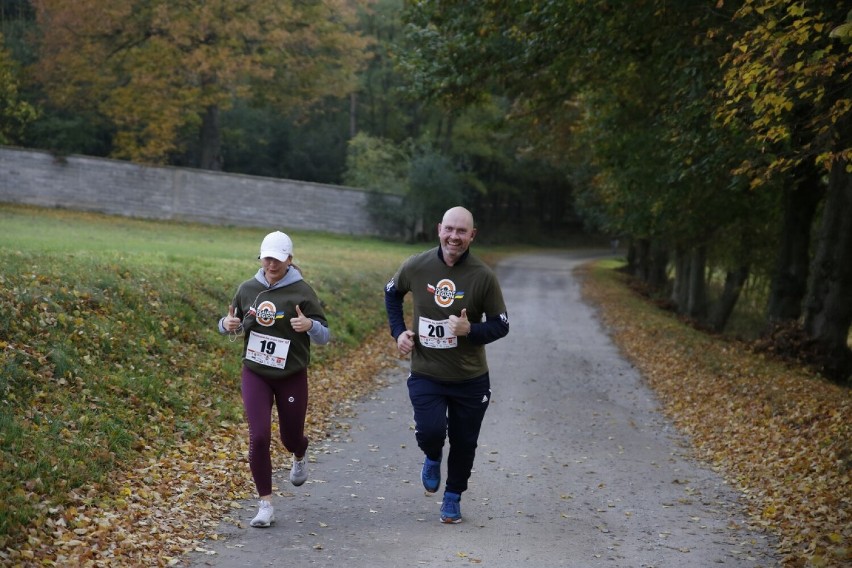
[384,206,509,523]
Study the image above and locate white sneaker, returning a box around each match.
[250,500,275,528]
[290,456,308,486]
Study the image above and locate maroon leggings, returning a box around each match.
[241,365,309,497]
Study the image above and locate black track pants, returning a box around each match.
[407,372,491,494]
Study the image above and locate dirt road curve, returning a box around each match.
[186,251,778,568]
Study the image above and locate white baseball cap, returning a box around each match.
[258,231,293,261]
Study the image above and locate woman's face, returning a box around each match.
[261,256,291,285]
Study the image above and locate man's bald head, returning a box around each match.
[438,206,477,266]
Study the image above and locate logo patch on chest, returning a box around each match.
[256,300,277,326]
[427,279,465,307]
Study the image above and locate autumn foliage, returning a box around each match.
[581,262,851,568]
[29,0,369,164]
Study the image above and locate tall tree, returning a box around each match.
[30,0,369,168]
[803,106,852,381]
[719,0,851,381]
[356,0,430,141]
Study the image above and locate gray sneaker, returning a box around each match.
[290,456,308,486]
[250,500,275,528]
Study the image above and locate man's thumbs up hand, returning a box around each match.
[448,308,470,337]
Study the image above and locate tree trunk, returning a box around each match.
[350,92,357,138]
[635,238,651,282]
[671,247,689,312]
[709,265,750,333]
[198,104,223,171]
[686,246,707,320]
[626,238,637,275]
[647,241,669,293]
[765,160,824,323]
[803,137,852,383]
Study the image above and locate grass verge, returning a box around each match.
[0,204,423,561]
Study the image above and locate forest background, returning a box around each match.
[0,1,849,376]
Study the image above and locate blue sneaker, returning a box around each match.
[421,457,441,493]
[440,491,462,524]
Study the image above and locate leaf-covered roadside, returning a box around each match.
[580,262,850,568]
[0,333,398,567]
[0,247,401,566]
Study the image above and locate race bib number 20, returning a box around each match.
[418,316,457,349]
[246,331,291,369]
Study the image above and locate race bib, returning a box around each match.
[418,316,457,349]
[246,331,291,369]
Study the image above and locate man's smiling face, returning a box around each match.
[438,207,476,265]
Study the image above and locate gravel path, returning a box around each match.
[186,251,778,568]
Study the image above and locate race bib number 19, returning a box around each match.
[418,316,457,349]
[246,331,291,369]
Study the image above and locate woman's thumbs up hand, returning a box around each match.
[290,304,314,333]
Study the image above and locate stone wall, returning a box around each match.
[0,146,387,236]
